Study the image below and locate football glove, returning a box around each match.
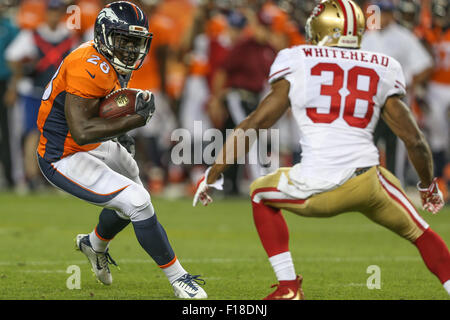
[116,133,136,158]
[193,167,224,207]
[135,90,155,124]
[417,178,444,214]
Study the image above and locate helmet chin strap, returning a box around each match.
[115,67,130,76]
[317,35,330,46]
[114,57,138,74]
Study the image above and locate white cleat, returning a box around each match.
[75,234,118,286]
[172,274,208,299]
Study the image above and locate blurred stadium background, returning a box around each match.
[0,0,449,300]
[0,0,449,199]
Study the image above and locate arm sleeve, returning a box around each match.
[268,47,294,84]
[385,58,407,99]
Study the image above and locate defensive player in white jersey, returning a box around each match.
[193,0,449,299]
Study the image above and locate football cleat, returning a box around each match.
[75,234,118,286]
[172,274,208,299]
[263,275,305,300]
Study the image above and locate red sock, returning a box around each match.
[252,201,289,257]
[414,228,450,284]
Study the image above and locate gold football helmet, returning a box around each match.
[305,0,366,48]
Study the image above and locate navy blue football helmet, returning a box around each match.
[94,1,152,74]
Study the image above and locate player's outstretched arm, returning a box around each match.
[382,95,444,213]
[207,78,291,184]
[65,93,146,145]
[193,79,290,206]
[382,95,433,186]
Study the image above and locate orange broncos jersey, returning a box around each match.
[424,28,450,85]
[37,41,121,162]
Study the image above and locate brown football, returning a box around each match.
[98,88,139,119]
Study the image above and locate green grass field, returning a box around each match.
[0,191,449,300]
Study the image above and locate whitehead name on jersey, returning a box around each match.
[269,44,406,199]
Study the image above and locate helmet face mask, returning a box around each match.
[94,2,152,75]
[106,29,152,74]
[305,0,366,49]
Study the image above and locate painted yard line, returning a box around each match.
[343,283,367,287]
[0,256,421,267]
[19,270,67,273]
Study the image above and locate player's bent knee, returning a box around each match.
[249,168,288,199]
[400,225,425,243]
[249,177,265,198]
[107,183,154,221]
[376,214,425,243]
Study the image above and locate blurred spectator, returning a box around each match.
[260,1,305,168]
[420,0,450,200]
[178,6,242,195]
[76,0,103,41]
[361,0,434,186]
[0,1,19,189]
[0,0,318,198]
[261,0,304,50]
[128,0,179,195]
[156,0,196,100]
[16,0,46,30]
[395,0,421,31]
[208,7,277,194]
[287,0,317,35]
[5,0,78,191]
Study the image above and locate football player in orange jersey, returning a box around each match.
[36,1,207,299]
[193,0,449,299]
[422,0,450,201]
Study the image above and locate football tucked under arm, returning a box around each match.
[99,88,155,123]
[65,92,147,146]
[99,88,140,119]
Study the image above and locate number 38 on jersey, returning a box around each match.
[307,62,379,129]
[268,45,406,133]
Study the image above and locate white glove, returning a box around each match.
[417,178,444,214]
[192,167,224,207]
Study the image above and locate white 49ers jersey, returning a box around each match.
[269,45,406,198]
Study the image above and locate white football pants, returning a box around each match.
[37,140,154,222]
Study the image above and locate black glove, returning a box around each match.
[117,133,136,158]
[135,90,155,124]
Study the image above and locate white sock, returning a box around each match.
[269,252,296,281]
[444,280,450,295]
[89,230,109,253]
[162,258,187,284]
